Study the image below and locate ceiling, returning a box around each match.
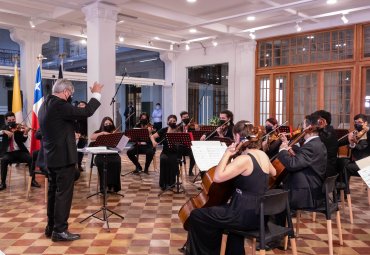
[0,0,370,51]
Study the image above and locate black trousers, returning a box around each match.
[177,146,195,174]
[127,144,155,171]
[47,164,76,233]
[0,150,33,184]
[77,138,87,167]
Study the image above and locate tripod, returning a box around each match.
[80,152,124,231]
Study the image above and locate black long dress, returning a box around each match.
[157,127,179,190]
[186,153,268,255]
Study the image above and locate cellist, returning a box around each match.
[185,120,276,255]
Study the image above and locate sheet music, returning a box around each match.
[115,134,130,151]
[191,141,227,171]
[355,156,370,170]
[84,147,118,154]
[358,166,370,188]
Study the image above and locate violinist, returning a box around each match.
[90,117,122,193]
[261,117,282,158]
[150,115,180,190]
[0,111,40,191]
[313,110,339,177]
[75,101,88,172]
[127,112,155,175]
[338,113,370,179]
[178,111,196,176]
[185,120,276,255]
[200,110,234,141]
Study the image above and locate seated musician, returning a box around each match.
[0,111,40,191]
[90,117,121,193]
[338,113,370,179]
[185,120,276,255]
[127,112,155,175]
[75,101,88,172]
[178,111,196,176]
[150,115,180,190]
[277,113,327,210]
[261,117,282,158]
[200,110,235,141]
[313,110,339,177]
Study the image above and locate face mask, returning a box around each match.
[354,124,363,132]
[104,124,114,133]
[219,120,226,125]
[140,119,149,125]
[169,122,177,129]
[183,118,190,125]
[8,121,16,128]
[265,126,273,133]
[156,105,160,110]
[67,95,73,104]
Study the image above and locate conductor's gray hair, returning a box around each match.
[52,79,74,94]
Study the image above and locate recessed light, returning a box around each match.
[246,16,255,21]
[326,0,337,4]
[187,0,197,3]
[154,36,160,40]
[189,28,197,33]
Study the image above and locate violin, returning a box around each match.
[9,123,34,133]
[204,119,231,140]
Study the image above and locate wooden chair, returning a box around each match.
[26,168,48,203]
[7,161,27,187]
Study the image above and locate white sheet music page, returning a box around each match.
[191,141,227,171]
[355,156,370,169]
[358,166,370,188]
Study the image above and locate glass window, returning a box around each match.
[0,29,20,67]
[259,76,270,125]
[364,25,370,58]
[275,75,287,124]
[364,68,370,117]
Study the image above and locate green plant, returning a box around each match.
[209,116,220,126]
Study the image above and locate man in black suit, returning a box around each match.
[0,111,40,190]
[38,79,103,242]
[278,113,327,209]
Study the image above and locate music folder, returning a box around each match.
[93,132,130,152]
[191,141,227,172]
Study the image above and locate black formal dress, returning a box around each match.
[38,95,100,233]
[186,153,268,255]
[157,127,179,190]
[318,125,338,177]
[277,136,327,209]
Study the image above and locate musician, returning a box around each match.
[150,115,180,190]
[75,101,88,171]
[127,112,155,175]
[152,103,162,131]
[200,110,234,141]
[313,110,338,177]
[261,117,282,158]
[0,111,40,191]
[178,111,196,176]
[90,117,122,193]
[277,113,327,209]
[338,113,370,178]
[185,121,276,255]
[124,102,135,130]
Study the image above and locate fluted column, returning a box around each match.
[159,52,176,121]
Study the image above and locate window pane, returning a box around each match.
[259,76,270,125]
[275,75,287,124]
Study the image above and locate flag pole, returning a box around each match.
[58,53,66,79]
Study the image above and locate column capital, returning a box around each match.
[159,52,176,65]
[236,40,256,52]
[10,28,50,47]
[82,2,119,23]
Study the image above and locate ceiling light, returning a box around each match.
[118,34,124,43]
[295,22,302,32]
[212,40,218,47]
[139,58,157,63]
[189,28,197,33]
[246,16,256,21]
[80,39,87,45]
[185,44,190,51]
[249,31,256,39]
[154,36,160,40]
[170,44,174,51]
[29,19,35,28]
[187,0,197,2]
[341,14,348,24]
[326,0,337,4]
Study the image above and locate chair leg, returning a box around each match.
[252,238,256,255]
[88,166,93,188]
[284,220,288,250]
[26,176,32,199]
[295,210,301,237]
[44,177,48,203]
[23,167,27,185]
[336,211,343,246]
[8,165,12,187]
[290,237,298,255]
[340,190,346,211]
[347,194,354,224]
[326,219,333,255]
[312,212,316,222]
[220,234,227,255]
[259,249,266,255]
[368,188,370,206]
[153,153,158,172]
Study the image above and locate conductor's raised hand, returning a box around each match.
[90,82,104,93]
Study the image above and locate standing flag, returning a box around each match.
[58,58,63,79]
[12,63,23,123]
[30,65,43,153]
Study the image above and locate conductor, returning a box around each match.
[38,79,103,242]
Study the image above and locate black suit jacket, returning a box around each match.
[318,125,338,176]
[338,129,370,161]
[0,125,29,155]
[38,95,100,168]
[278,137,327,209]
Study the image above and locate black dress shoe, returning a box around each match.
[31,180,41,188]
[45,226,53,238]
[0,183,6,191]
[51,231,80,242]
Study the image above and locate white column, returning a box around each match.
[159,52,175,123]
[10,29,50,118]
[233,41,256,123]
[82,2,119,134]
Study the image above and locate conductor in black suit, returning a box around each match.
[38,79,103,242]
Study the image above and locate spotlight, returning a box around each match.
[246,16,255,21]
[29,19,35,28]
[249,31,256,39]
[189,28,197,33]
[212,40,218,47]
[80,39,87,45]
[118,34,124,42]
[295,22,302,32]
[185,44,190,51]
[326,0,337,4]
[341,14,348,24]
[170,44,174,51]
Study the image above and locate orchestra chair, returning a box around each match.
[7,161,27,188]
[220,189,297,255]
[295,175,343,255]
[26,168,48,203]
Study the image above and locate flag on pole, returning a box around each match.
[12,63,23,123]
[30,65,43,153]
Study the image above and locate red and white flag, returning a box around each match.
[30,65,43,153]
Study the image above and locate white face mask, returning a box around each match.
[156,106,160,110]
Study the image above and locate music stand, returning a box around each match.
[80,149,124,231]
[123,128,151,177]
[191,130,205,141]
[199,125,217,133]
[278,125,291,135]
[158,132,192,196]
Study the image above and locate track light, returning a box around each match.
[185,44,190,51]
[118,34,124,43]
[249,31,256,39]
[29,18,35,28]
[212,40,218,47]
[341,14,348,24]
[295,22,302,32]
[170,44,174,51]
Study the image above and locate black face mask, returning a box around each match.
[8,121,16,128]
[104,124,114,133]
[140,119,149,125]
[219,120,226,125]
[168,122,177,129]
[183,118,190,125]
[265,126,273,133]
[354,124,363,132]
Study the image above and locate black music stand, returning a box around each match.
[199,125,217,133]
[123,128,151,177]
[278,125,291,135]
[158,132,192,196]
[191,130,205,141]
[80,149,124,231]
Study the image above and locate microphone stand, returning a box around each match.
[110,71,126,125]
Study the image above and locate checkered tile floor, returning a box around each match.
[1,150,370,255]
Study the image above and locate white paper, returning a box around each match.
[115,135,130,152]
[358,166,370,188]
[84,147,118,154]
[191,141,227,171]
[355,156,370,170]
